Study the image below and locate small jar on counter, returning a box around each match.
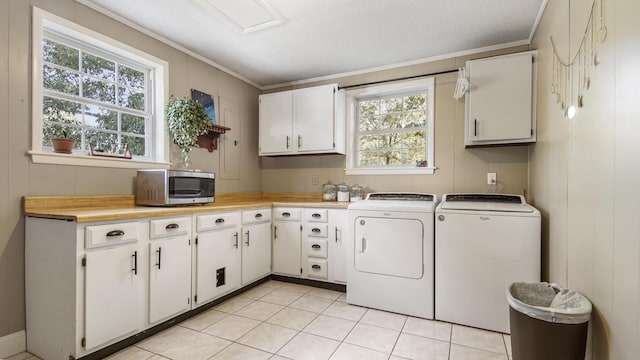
[322,181,337,201]
[350,184,364,201]
[337,183,350,202]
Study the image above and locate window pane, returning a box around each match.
[84,104,117,130]
[404,94,426,111]
[118,87,145,111]
[122,135,145,156]
[43,39,79,70]
[403,111,426,128]
[358,134,378,151]
[118,65,145,89]
[379,150,402,165]
[381,97,402,113]
[380,113,402,129]
[380,133,401,148]
[403,148,426,165]
[82,53,115,81]
[86,130,118,152]
[43,123,81,147]
[43,65,79,95]
[358,116,379,131]
[82,78,116,104]
[359,99,379,117]
[122,113,146,135]
[358,150,379,166]
[43,96,82,124]
[401,131,426,148]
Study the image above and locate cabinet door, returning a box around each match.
[328,209,348,283]
[467,52,533,143]
[84,242,143,350]
[149,236,191,323]
[259,91,293,154]
[196,227,241,305]
[293,84,336,152]
[272,221,302,276]
[241,222,272,285]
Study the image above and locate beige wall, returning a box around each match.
[261,46,532,197]
[0,0,260,338]
[530,0,640,358]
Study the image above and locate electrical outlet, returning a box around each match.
[487,173,497,185]
[311,175,319,185]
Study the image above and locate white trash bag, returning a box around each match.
[507,282,592,324]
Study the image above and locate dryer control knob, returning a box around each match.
[438,215,445,221]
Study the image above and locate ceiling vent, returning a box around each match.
[193,0,284,34]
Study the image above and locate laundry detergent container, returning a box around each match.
[507,282,592,360]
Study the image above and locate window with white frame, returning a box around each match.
[31,8,169,168]
[346,78,435,175]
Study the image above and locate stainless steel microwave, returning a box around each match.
[136,169,215,206]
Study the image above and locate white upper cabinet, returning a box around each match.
[259,83,345,156]
[465,51,536,146]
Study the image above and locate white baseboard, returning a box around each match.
[0,331,26,359]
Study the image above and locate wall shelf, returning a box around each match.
[197,124,231,152]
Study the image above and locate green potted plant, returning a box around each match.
[43,108,80,154]
[165,97,210,168]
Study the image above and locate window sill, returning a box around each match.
[345,167,436,175]
[29,151,171,169]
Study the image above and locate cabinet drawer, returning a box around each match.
[242,208,271,224]
[307,259,328,279]
[305,209,328,223]
[85,222,140,249]
[273,207,301,221]
[306,224,328,238]
[196,212,240,232]
[306,239,328,258]
[149,216,190,239]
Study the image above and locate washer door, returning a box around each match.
[353,216,424,279]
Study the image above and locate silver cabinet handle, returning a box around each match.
[335,227,339,242]
[282,212,291,217]
[311,264,321,270]
[273,225,278,240]
[474,119,478,137]
[312,228,321,233]
[234,232,239,248]
[312,213,321,218]
[255,213,263,219]
[312,244,321,249]
[165,223,179,230]
[245,231,250,246]
[298,135,302,148]
[215,218,225,224]
[286,136,290,149]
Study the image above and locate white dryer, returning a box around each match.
[435,194,540,333]
[347,193,436,319]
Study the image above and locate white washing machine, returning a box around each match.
[435,194,540,333]
[347,193,436,319]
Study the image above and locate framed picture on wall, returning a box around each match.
[191,88,216,124]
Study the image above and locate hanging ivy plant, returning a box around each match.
[165,97,210,161]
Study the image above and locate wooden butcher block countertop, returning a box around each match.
[24,192,349,223]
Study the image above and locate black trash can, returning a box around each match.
[507,282,592,360]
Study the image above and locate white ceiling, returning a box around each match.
[78,0,547,89]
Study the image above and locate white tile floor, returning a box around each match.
[9,280,513,360]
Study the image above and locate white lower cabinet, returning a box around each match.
[272,207,302,276]
[241,208,272,285]
[85,241,144,350]
[25,204,345,360]
[328,209,348,283]
[148,216,192,324]
[194,211,241,306]
[26,217,149,360]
